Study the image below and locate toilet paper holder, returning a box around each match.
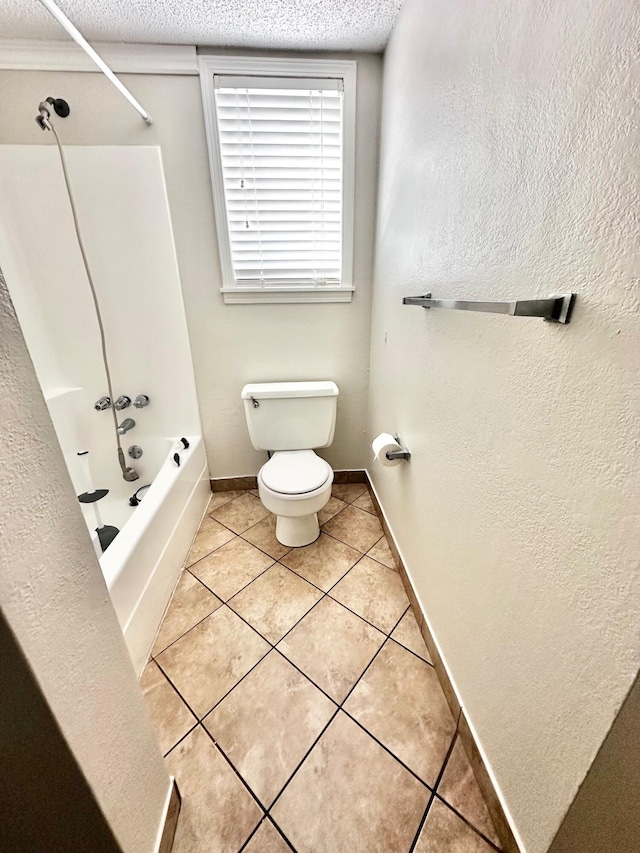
[387,434,411,462]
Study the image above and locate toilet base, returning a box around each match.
[275,512,320,547]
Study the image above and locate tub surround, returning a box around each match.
[0,143,208,676]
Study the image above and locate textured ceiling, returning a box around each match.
[0,0,404,52]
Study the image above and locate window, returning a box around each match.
[199,56,356,303]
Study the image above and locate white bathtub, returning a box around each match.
[100,434,210,674]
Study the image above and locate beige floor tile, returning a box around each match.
[271,711,429,853]
[322,505,383,553]
[437,738,501,846]
[185,517,235,567]
[151,571,222,656]
[414,799,496,853]
[189,537,274,601]
[391,608,432,663]
[206,489,246,512]
[242,514,292,560]
[277,596,385,703]
[156,607,269,718]
[228,563,323,644]
[140,660,196,756]
[330,556,409,633]
[204,651,336,807]
[331,483,368,503]
[210,492,270,533]
[166,726,262,853]
[243,819,291,853]
[353,490,376,515]
[317,495,348,525]
[280,532,361,591]
[367,536,397,569]
[344,640,455,786]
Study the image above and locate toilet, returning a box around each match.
[241,381,339,547]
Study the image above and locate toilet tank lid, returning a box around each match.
[241,381,339,400]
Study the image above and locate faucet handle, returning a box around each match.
[133,394,150,408]
[94,396,111,411]
[114,395,131,410]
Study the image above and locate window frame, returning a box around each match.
[199,55,356,304]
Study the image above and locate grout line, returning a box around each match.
[432,793,504,852]
[265,706,341,814]
[192,558,276,606]
[282,558,356,596]
[150,596,223,658]
[237,820,262,853]
[267,622,434,818]
[161,719,199,759]
[183,530,241,571]
[266,815,297,852]
[339,706,433,791]
[270,647,339,707]
[388,633,435,668]
[409,791,436,852]
[319,514,384,554]
[153,655,211,723]
[408,729,459,852]
[206,593,417,816]
[206,490,248,512]
[321,530,399,575]
[199,723,268,817]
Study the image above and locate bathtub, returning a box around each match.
[99,434,210,674]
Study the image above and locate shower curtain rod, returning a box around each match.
[37,0,153,125]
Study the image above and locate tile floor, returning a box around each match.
[142,483,503,853]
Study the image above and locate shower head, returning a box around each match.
[35,97,70,131]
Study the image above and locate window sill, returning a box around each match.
[220,287,355,304]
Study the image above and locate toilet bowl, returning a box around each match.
[258,450,333,547]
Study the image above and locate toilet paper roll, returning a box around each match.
[372,432,403,468]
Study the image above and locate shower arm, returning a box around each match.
[37,0,153,125]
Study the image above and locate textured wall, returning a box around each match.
[0,612,122,852]
[548,673,640,853]
[0,53,381,476]
[0,266,170,851]
[369,1,640,851]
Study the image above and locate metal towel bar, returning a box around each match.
[402,293,576,324]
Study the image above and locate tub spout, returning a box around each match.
[117,417,135,435]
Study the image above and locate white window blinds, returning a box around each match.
[213,75,344,289]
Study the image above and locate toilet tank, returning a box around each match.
[241,381,339,451]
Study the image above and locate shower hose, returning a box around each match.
[49,120,138,482]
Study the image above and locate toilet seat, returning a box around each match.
[261,450,331,495]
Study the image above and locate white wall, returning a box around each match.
[0,52,381,476]
[0,266,170,852]
[0,145,201,507]
[369,1,640,851]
